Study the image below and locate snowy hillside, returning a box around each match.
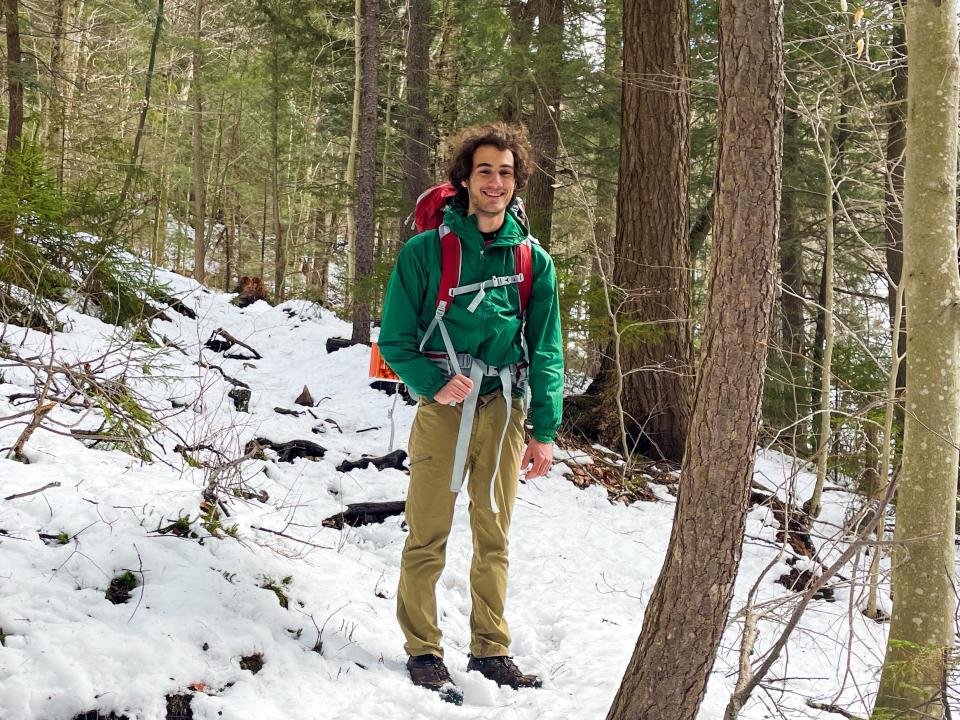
[0,271,952,719]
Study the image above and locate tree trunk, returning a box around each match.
[120,0,164,203]
[524,0,563,249]
[3,0,23,160]
[433,0,460,177]
[806,117,837,519]
[351,0,378,344]
[606,0,783,716]
[872,0,959,716]
[45,0,66,180]
[586,0,621,377]
[592,0,621,276]
[344,0,362,302]
[191,0,206,284]
[500,0,535,124]
[1,0,24,250]
[271,34,285,301]
[884,1,907,439]
[151,64,173,268]
[399,0,430,246]
[776,109,807,453]
[574,0,692,463]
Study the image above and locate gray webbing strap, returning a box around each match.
[487,367,513,514]
[419,301,462,378]
[447,358,514,515]
[449,361,485,496]
[388,388,399,452]
[450,274,524,314]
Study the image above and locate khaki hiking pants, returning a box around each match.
[397,390,526,659]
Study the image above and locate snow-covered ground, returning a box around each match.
[0,270,955,720]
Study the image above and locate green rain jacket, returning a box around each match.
[378,205,564,443]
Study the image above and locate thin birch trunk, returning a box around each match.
[121,0,165,203]
[270,33,285,301]
[344,0,361,303]
[806,118,836,519]
[191,0,207,284]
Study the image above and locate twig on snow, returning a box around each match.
[4,481,61,501]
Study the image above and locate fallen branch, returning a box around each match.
[9,402,56,462]
[805,702,865,719]
[253,525,333,549]
[722,477,898,719]
[274,407,304,417]
[205,328,262,360]
[4,481,61,501]
[322,501,406,529]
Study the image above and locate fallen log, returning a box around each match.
[245,437,326,462]
[326,337,367,354]
[337,449,408,473]
[205,328,263,360]
[322,500,406,529]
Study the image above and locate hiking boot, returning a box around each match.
[466,655,543,689]
[406,654,464,705]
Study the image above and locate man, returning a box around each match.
[378,122,563,704]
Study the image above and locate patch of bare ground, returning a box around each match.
[165,693,193,720]
[553,431,670,504]
[240,652,265,674]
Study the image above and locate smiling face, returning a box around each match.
[461,145,516,229]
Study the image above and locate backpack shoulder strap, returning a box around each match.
[436,224,462,308]
[514,237,534,313]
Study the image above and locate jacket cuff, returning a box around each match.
[531,429,556,444]
[423,376,448,402]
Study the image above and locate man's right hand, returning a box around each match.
[433,375,475,405]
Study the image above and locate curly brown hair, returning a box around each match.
[446,122,532,206]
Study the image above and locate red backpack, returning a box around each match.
[413,183,534,315]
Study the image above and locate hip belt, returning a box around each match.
[423,351,528,513]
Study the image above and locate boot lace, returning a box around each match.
[421,655,452,684]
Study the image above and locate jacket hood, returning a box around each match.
[443,205,530,247]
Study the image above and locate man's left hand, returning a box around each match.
[520,439,553,480]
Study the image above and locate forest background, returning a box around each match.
[0,0,957,717]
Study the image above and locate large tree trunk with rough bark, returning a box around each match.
[1,0,24,250]
[872,1,959,717]
[606,0,783,716]
[399,0,430,246]
[351,0,378,344]
[568,0,691,463]
[525,0,562,250]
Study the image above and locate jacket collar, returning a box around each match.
[443,205,529,248]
